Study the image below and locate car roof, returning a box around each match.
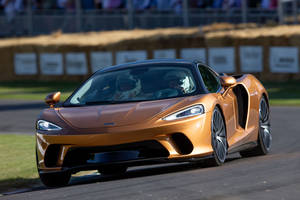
[97,59,198,74]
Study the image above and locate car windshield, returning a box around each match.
[64,65,199,106]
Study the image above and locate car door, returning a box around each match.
[197,65,238,145]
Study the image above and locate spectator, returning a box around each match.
[213,0,223,8]
[170,0,181,13]
[133,0,155,10]
[1,0,23,22]
[101,0,123,9]
[229,0,241,8]
[248,0,261,8]
[57,0,75,10]
[94,0,102,9]
[261,0,277,9]
[33,0,43,9]
[222,0,241,9]
[81,0,95,10]
[261,0,270,9]
[1,0,23,35]
[42,0,57,9]
[57,0,67,9]
[197,0,214,8]
[156,0,171,11]
[270,0,277,9]
[189,0,199,8]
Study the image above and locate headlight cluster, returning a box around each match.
[163,104,205,121]
[36,120,62,131]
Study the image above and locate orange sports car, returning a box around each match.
[36,59,271,187]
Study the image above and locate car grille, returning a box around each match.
[63,140,170,167]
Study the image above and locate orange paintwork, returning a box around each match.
[220,76,237,87]
[36,74,268,173]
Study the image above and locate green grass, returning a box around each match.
[1,80,300,106]
[0,81,81,101]
[263,81,300,106]
[0,134,39,193]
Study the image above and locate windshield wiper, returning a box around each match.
[63,103,85,107]
[85,101,120,105]
[85,100,142,105]
[64,100,144,107]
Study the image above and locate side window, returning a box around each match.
[198,66,221,93]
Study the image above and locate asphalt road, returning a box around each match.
[0,102,300,200]
[0,100,45,134]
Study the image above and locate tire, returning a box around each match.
[98,165,128,175]
[240,96,272,157]
[39,171,71,187]
[205,106,228,167]
[36,148,71,187]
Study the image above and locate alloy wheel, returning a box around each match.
[211,107,227,164]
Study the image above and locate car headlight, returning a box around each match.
[36,120,62,131]
[163,104,205,121]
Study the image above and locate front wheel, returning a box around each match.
[205,107,227,167]
[240,96,272,157]
[39,171,71,187]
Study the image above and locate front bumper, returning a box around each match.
[36,113,214,173]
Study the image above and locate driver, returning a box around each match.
[114,75,141,101]
[164,71,190,95]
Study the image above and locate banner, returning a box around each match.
[153,49,176,59]
[116,51,147,64]
[270,47,299,73]
[14,53,37,75]
[240,46,263,72]
[91,52,113,73]
[180,48,206,63]
[208,47,235,73]
[40,53,63,75]
[66,53,88,75]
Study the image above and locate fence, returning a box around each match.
[0,0,299,37]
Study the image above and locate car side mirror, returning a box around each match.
[45,92,61,108]
[220,76,237,88]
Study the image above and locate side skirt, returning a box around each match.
[228,141,258,154]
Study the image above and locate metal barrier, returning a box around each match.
[0,7,288,37]
[0,8,280,37]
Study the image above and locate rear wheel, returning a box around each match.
[98,165,128,175]
[205,107,227,167]
[39,171,71,187]
[240,96,272,157]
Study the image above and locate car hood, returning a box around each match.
[58,98,185,129]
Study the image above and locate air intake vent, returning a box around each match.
[171,133,193,155]
[44,145,60,167]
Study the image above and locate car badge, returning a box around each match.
[104,122,115,126]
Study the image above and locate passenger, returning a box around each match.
[114,75,141,101]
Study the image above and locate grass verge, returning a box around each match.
[263,81,300,106]
[0,81,80,101]
[0,134,39,194]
